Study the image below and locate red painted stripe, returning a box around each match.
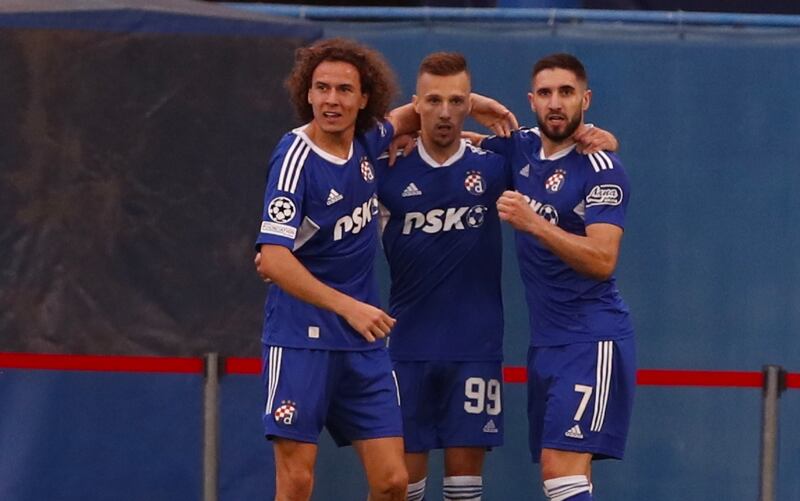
[636,369,762,387]
[503,366,527,383]
[225,357,261,375]
[0,352,203,374]
[0,353,797,389]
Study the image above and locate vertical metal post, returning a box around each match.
[203,353,221,501]
[759,364,786,501]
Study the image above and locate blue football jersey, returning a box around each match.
[376,139,510,361]
[255,122,394,351]
[483,128,633,347]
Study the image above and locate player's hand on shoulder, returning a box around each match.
[341,299,396,342]
[469,93,519,137]
[388,133,417,166]
[574,124,619,154]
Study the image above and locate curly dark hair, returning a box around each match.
[284,38,399,136]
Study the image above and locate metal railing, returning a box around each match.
[229,4,800,28]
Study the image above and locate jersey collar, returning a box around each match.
[293,125,353,165]
[538,143,577,161]
[417,138,466,168]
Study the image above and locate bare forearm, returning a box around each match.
[497,191,620,280]
[525,220,618,280]
[386,103,420,137]
[258,245,353,315]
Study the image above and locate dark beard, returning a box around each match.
[537,112,582,143]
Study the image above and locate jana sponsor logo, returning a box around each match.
[585,184,623,207]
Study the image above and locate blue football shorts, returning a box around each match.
[262,344,403,446]
[393,360,504,453]
[527,337,636,462]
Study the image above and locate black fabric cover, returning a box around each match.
[0,3,319,356]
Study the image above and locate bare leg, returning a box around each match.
[273,438,318,501]
[353,437,408,501]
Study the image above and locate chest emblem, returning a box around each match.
[545,168,567,193]
[464,170,485,196]
[360,156,375,183]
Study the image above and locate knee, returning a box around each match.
[372,468,409,499]
[276,465,314,500]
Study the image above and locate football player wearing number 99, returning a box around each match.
[253,38,424,501]
[375,52,510,501]
[488,53,636,501]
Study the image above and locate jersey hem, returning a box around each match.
[389,355,504,362]
[262,338,387,352]
[529,331,634,348]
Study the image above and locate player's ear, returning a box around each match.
[307,90,312,105]
[359,93,368,110]
[582,89,592,112]
[527,91,536,113]
[412,94,419,113]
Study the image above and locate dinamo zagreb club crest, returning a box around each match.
[464,170,485,196]
[274,400,297,425]
[360,156,375,183]
[545,169,567,193]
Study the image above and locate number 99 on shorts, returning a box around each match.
[463,377,502,415]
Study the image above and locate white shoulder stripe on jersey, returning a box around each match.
[288,144,311,194]
[277,136,302,191]
[265,346,283,416]
[588,152,613,173]
[587,153,602,173]
[598,150,614,170]
[591,341,613,432]
[277,138,310,194]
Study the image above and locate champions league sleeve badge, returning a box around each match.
[267,196,297,223]
[464,170,485,196]
[545,168,567,193]
[360,156,375,183]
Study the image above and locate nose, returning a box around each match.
[440,102,451,119]
[323,88,339,105]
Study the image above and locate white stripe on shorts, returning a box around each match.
[591,341,613,432]
[391,370,401,406]
[265,346,283,415]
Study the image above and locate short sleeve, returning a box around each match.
[360,120,395,162]
[583,151,630,229]
[255,135,308,250]
[480,133,512,157]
